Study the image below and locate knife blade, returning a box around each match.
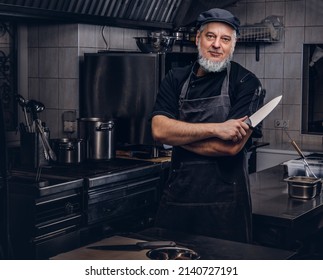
[244,95,282,128]
[87,240,177,251]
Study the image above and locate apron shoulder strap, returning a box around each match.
[220,63,231,97]
[180,62,232,101]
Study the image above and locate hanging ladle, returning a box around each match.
[284,128,317,178]
[26,99,45,114]
[26,99,45,132]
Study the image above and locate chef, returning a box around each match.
[151,8,264,243]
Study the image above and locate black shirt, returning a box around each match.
[152,61,264,139]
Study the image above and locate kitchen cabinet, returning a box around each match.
[80,161,167,244]
[8,174,84,259]
[6,158,169,259]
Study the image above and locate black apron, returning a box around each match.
[155,64,252,243]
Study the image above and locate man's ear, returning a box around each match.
[195,31,200,46]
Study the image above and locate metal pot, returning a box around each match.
[78,118,115,160]
[172,27,189,41]
[51,138,85,164]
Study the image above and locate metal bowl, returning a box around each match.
[146,247,200,260]
[284,176,322,199]
[134,36,175,53]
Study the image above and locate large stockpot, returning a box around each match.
[51,138,85,164]
[78,118,115,160]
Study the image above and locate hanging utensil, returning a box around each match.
[39,131,50,161]
[283,128,317,178]
[27,100,57,161]
[26,100,45,133]
[16,94,31,132]
[35,119,56,161]
[27,99,45,113]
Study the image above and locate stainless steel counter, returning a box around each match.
[249,164,323,256]
[251,164,323,223]
[52,228,297,260]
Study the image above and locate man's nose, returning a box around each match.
[211,38,221,48]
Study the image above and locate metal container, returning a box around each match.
[134,36,175,53]
[78,118,115,161]
[146,247,200,260]
[284,176,322,199]
[283,158,323,177]
[51,138,85,164]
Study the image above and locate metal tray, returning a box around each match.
[284,176,322,199]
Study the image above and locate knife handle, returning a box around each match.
[136,241,176,249]
[244,118,253,129]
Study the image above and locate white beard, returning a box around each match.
[197,42,234,73]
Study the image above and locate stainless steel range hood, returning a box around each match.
[0,0,239,30]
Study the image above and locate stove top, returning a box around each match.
[13,158,154,179]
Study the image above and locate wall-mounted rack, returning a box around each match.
[237,16,284,61]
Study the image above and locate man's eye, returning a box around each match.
[206,34,215,40]
[222,37,231,43]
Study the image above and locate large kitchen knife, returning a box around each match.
[244,95,282,128]
[87,240,177,251]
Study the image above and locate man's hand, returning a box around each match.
[215,116,250,142]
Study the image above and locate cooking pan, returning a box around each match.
[78,118,115,161]
[51,138,85,164]
[285,176,321,199]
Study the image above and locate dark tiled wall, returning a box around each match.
[23,0,323,147]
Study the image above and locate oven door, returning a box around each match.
[87,176,159,224]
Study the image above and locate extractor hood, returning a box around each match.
[0,0,239,30]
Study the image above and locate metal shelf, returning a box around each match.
[238,25,283,43]
[236,16,284,61]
